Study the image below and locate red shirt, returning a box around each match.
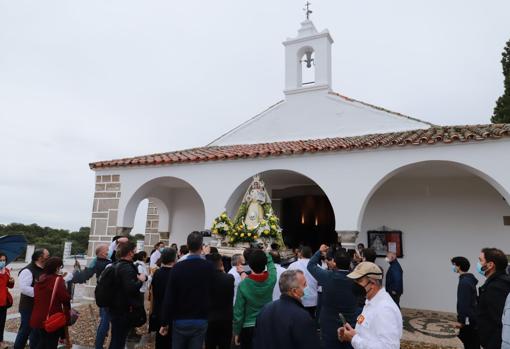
[0,269,13,307]
[30,274,71,329]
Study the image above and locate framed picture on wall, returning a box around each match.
[367,230,403,258]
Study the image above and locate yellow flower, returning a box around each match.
[221,213,227,218]
[213,229,218,234]
[235,232,238,236]
[264,230,269,235]
[247,232,251,237]
[241,233,245,237]
[270,225,276,230]
[230,238,234,242]
[254,234,258,239]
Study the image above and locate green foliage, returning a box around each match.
[492,39,510,123]
[0,223,90,259]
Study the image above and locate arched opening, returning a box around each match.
[225,170,336,250]
[360,161,510,312]
[122,177,206,248]
[298,46,315,87]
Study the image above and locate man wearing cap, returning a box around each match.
[338,262,402,349]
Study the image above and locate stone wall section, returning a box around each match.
[87,174,122,258]
[144,200,170,253]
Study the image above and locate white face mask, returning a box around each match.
[385,257,391,263]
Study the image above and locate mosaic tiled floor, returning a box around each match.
[402,308,462,348]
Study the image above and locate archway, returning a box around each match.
[226,170,336,251]
[360,161,510,311]
[122,176,206,248]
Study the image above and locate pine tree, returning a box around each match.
[492,39,510,123]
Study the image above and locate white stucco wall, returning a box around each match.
[361,176,510,312]
[92,139,510,311]
[167,187,205,245]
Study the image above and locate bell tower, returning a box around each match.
[283,7,333,96]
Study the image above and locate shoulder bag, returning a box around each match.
[43,276,67,333]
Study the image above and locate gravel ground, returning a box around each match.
[5,303,459,349]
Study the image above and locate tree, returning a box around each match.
[492,39,510,123]
[0,223,90,259]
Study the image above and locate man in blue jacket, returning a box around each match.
[450,256,479,349]
[385,252,403,307]
[308,244,357,349]
[253,269,320,349]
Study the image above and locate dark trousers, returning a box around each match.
[156,330,172,349]
[390,293,401,308]
[109,314,131,349]
[205,320,232,349]
[239,327,255,349]
[458,325,480,349]
[172,322,208,349]
[34,328,63,349]
[0,306,6,342]
[14,308,38,349]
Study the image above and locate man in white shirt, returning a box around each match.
[270,251,287,301]
[338,262,402,349]
[288,246,318,317]
[228,254,245,304]
[14,248,49,349]
[149,242,165,268]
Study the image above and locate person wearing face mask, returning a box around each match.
[450,256,479,349]
[14,248,50,349]
[385,252,403,307]
[109,242,148,349]
[0,253,14,349]
[66,244,112,349]
[30,257,71,348]
[476,247,510,349]
[150,242,166,269]
[252,270,320,348]
[338,262,402,349]
[288,246,318,318]
[308,245,357,349]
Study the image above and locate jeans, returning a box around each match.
[109,314,131,349]
[172,322,207,349]
[96,307,111,349]
[14,309,38,349]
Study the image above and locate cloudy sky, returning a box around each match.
[1,0,509,232]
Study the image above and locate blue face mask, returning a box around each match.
[476,261,486,276]
[301,286,313,301]
[159,247,165,253]
[107,250,114,259]
[0,261,5,269]
[451,265,457,273]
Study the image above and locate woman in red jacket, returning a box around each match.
[0,252,14,349]
[30,257,71,348]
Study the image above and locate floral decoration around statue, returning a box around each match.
[211,175,285,248]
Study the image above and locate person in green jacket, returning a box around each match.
[233,250,276,349]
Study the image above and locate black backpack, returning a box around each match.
[95,262,118,308]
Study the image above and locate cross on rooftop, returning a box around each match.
[303,1,312,20]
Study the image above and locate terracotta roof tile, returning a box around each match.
[89,124,510,170]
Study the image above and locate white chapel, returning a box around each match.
[86,17,510,312]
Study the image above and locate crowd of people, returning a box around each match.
[1,233,509,349]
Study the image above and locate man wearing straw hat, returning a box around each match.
[338,262,402,349]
